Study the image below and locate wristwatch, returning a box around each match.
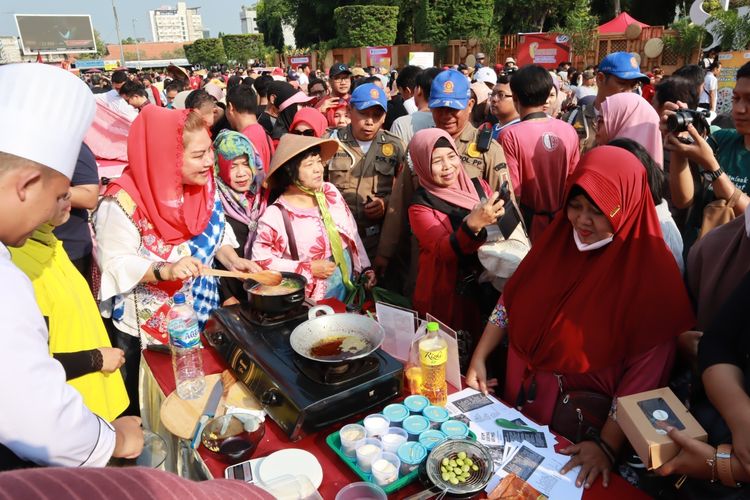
[716,444,740,488]
[701,166,725,182]
[153,262,167,281]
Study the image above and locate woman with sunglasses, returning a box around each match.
[289,107,328,138]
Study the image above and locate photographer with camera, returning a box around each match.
[662,62,750,249]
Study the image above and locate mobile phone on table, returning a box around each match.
[225,459,254,482]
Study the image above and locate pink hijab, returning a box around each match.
[601,92,664,168]
[289,107,328,137]
[410,128,481,211]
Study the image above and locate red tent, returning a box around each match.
[598,12,649,34]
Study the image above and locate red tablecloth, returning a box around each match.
[144,348,650,500]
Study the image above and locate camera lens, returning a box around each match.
[667,111,692,133]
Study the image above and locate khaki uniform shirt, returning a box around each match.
[325,125,406,257]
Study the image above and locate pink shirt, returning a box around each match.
[500,118,580,241]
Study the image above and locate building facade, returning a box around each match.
[240,4,258,34]
[149,2,204,43]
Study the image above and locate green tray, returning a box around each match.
[325,425,476,495]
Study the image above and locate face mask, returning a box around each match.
[573,229,613,252]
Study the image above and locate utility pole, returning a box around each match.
[132,18,142,70]
[112,0,125,66]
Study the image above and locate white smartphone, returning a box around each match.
[224,459,254,482]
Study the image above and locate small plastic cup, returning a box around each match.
[396,441,427,476]
[441,419,470,440]
[371,451,401,487]
[363,414,390,438]
[402,414,430,441]
[335,482,387,500]
[355,438,383,473]
[404,394,430,414]
[381,427,408,453]
[382,403,410,427]
[418,429,447,451]
[423,405,450,429]
[339,423,366,458]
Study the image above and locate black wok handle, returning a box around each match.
[283,292,304,304]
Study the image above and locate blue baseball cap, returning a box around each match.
[429,69,471,110]
[598,52,650,83]
[350,83,387,111]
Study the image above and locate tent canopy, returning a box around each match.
[598,12,650,34]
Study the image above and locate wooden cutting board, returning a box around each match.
[160,373,261,439]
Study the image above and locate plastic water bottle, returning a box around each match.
[419,322,448,406]
[167,293,205,400]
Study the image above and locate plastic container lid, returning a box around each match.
[423,405,450,423]
[426,322,439,332]
[396,441,428,465]
[335,482,386,500]
[382,404,409,423]
[259,474,323,500]
[403,395,430,413]
[402,415,430,436]
[173,293,186,304]
[418,429,447,451]
[440,420,470,439]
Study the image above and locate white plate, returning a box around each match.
[257,449,323,489]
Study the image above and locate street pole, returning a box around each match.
[112,0,125,67]
[133,18,141,70]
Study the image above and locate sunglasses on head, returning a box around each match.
[292,129,316,136]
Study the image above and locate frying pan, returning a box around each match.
[289,305,384,363]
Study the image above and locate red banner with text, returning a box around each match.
[516,33,570,69]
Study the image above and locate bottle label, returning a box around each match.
[420,347,447,366]
[168,320,201,349]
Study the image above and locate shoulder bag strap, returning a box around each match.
[275,203,299,261]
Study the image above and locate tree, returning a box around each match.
[77,29,109,60]
[664,17,706,62]
[335,5,400,47]
[551,0,599,58]
[257,0,295,51]
[221,34,266,65]
[711,7,750,50]
[121,37,137,45]
[183,38,227,67]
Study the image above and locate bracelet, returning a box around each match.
[717,444,741,488]
[705,448,717,484]
[152,262,167,281]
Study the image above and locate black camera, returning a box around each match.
[666,109,710,137]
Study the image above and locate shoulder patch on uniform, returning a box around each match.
[381,143,394,157]
[466,142,481,158]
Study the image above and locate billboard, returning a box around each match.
[717,51,750,114]
[516,33,570,69]
[366,46,392,68]
[15,14,97,55]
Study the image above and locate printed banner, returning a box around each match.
[366,46,392,69]
[516,33,570,69]
[717,51,750,114]
[289,55,311,69]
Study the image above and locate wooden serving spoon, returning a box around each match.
[201,268,282,286]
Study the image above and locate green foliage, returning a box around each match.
[550,0,599,57]
[712,8,750,51]
[256,0,294,52]
[121,37,137,45]
[492,0,577,37]
[222,34,265,65]
[664,17,706,62]
[78,29,108,60]
[334,5,399,47]
[417,0,494,45]
[183,38,227,67]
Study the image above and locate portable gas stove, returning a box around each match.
[203,304,403,441]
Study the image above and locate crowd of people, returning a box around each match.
[0,49,748,498]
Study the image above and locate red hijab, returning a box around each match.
[410,128,482,211]
[324,98,349,127]
[106,106,215,245]
[289,107,328,138]
[503,146,694,374]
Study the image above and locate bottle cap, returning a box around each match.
[173,293,186,305]
[426,322,439,332]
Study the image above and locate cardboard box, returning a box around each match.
[617,387,707,470]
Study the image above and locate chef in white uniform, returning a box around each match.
[0,63,143,469]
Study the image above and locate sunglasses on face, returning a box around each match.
[292,129,316,136]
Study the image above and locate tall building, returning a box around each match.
[240,4,258,34]
[149,2,204,43]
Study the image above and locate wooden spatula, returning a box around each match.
[201,268,282,286]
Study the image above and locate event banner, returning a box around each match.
[717,51,750,114]
[366,46,392,68]
[289,55,311,69]
[516,33,570,69]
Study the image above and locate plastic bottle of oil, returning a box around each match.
[419,322,448,406]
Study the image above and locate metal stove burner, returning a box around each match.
[240,305,309,327]
[293,354,380,386]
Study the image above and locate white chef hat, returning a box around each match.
[0,63,96,179]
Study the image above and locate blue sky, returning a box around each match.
[0,1,257,44]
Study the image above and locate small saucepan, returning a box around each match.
[289,305,385,363]
[243,271,307,314]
